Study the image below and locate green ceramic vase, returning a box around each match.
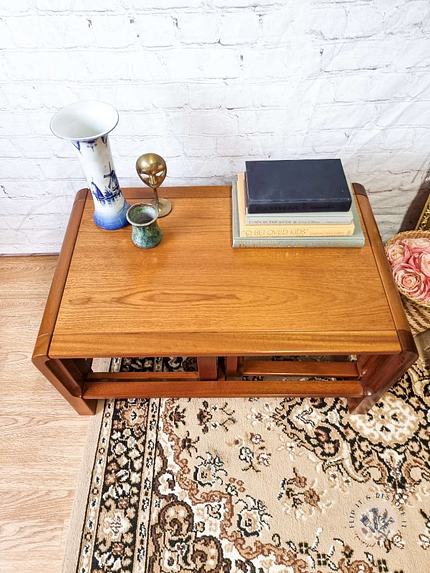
[126,203,163,248]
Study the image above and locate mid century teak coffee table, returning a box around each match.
[33,184,417,415]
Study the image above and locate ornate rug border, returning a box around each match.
[62,399,106,573]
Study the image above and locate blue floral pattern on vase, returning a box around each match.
[71,136,130,230]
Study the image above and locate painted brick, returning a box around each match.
[358,152,428,173]
[237,110,287,134]
[251,82,299,108]
[220,12,260,45]
[216,135,264,157]
[1,213,69,233]
[90,15,137,48]
[307,7,347,41]
[146,135,184,158]
[182,136,216,157]
[5,51,100,82]
[242,45,321,80]
[0,194,72,217]
[375,102,430,128]
[214,0,282,7]
[256,134,310,157]
[321,39,397,72]
[161,49,241,80]
[110,84,153,112]
[14,137,54,158]
[1,158,45,179]
[38,158,84,180]
[151,84,188,109]
[397,38,430,70]
[386,1,430,30]
[0,139,22,158]
[0,113,32,136]
[167,157,232,178]
[40,15,94,49]
[127,0,204,9]
[330,74,370,103]
[168,111,236,136]
[224,84,254,109]
[75,0,126,10]
[342,129,387,151]
[0,17,13,49]
[112,138,148,160]
[189,84,225,109]
[301,131,349,154]
[36,84,92,110]
[29,111,57,136]
[260,9,294,44]
[178,14,220,44]
[31,0,124,11]
[0,89,8,110]
[135,14,176,47]
[368,73,413,101]
[317,0,366,3]
[309,103,377,130]
[0,0,30,12]
[344,4,384,38]
[114,111,170,136]
[0,84,42,109]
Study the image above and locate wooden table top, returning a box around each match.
[48,186,403,358]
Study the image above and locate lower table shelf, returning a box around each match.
[32,350,417,415]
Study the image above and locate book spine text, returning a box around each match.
[232,237,365,248]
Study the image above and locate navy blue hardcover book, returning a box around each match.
[245,159,352,213]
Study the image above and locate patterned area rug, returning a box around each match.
[64,357,430,573]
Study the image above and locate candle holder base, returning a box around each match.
[152,197,172,218]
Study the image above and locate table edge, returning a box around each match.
[32,188,89,361]
[352,183,416,355]
[49,329,402,359]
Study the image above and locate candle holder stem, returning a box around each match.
[151,187,172,217]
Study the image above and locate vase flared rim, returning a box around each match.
[50,100,119,142]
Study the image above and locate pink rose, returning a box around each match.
[421,252,430,277]
[393,264,430,301]
[404,238,430,255]
[386,241,410,268]
[408,251,430,278]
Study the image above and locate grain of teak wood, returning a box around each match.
[32,185,417,415]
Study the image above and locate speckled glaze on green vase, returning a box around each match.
[126,203,163,249]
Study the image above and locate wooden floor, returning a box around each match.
[0,256,90,573]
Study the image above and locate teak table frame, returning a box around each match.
[33,184,417,415]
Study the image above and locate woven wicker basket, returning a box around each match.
[385,230,430,335]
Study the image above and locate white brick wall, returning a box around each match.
[1,0,430,254]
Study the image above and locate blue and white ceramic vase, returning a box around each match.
[50,100,129,230]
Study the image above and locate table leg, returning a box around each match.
[225,356,239,376]
[348,332,417,414]
[197,357,218,380]
[33,354,97,415]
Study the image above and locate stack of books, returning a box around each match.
[231,159,365,248]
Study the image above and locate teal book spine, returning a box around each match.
[231,182,365,249]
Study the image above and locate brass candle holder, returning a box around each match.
[135,153,172,218]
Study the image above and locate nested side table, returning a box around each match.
[33,184,417,415]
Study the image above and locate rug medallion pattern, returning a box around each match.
[74,357,430,573]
